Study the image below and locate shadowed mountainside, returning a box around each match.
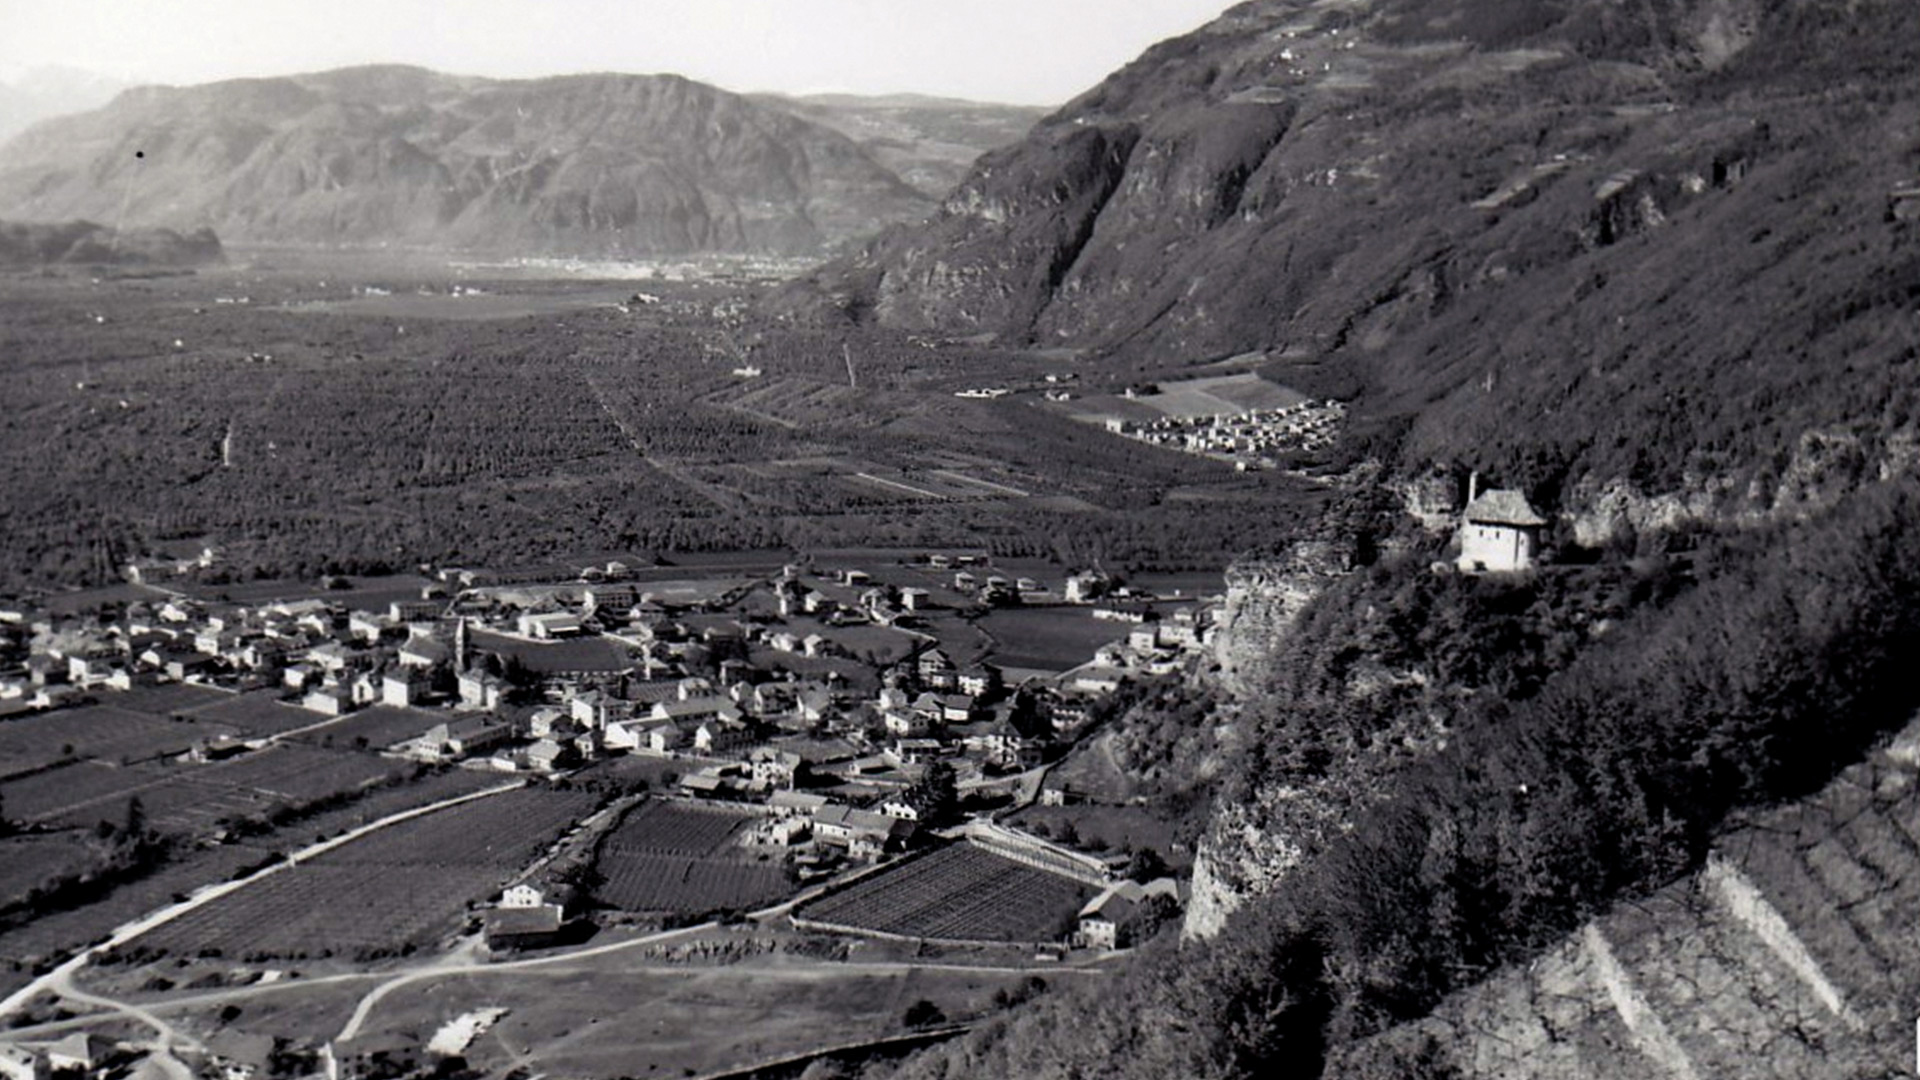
[771,0,1920,507]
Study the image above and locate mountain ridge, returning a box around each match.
[0,64,995,258]
[770,0,1920,518]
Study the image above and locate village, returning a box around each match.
[0,547,1219,907]
[0,487,1557,1080]
[2,551,1217,789]
[1102,397,1348,470]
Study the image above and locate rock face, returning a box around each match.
[1211,539,1354,697]
[0,66,939,257]
[0,218,221,267]
[1328,720,1920,1079]
[1186,537,1359,937]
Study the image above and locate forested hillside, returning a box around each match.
[891,475,1920,1080]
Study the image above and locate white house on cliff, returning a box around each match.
[1456,485,1547,574]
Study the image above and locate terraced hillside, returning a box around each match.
[1330,721,1920,1079]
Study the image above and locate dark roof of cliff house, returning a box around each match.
[1463,490,1548,528]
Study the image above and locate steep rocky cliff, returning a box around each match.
[1211,538,1358,697]
[0,66,938,257]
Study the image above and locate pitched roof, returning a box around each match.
[1463,488,1547,527]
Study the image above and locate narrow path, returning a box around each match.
[49,965,203,1055]
[580,372,745,514]
[335,921,718,1042]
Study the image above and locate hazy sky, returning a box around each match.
[0,0,1231,105]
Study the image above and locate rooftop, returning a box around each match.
[1463,489,1548,527]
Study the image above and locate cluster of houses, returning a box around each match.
[0,585,477,717]
[0,1032,282,1080]
[1104,398,1346,469]
[1,551,1155,790]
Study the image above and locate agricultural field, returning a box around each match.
[232,766,507,848]
[0,265,1310,595]
[0,841,265,971]
[141,786,595,958]
[589,800,794,915]
[182,690,331,737]
[198,745,405,802]
[0,703,237,776]
[288,705,443,752]
[593,852,791,914]
[796,842,1091,944]
[131,747,409,835]
[0,833,103,909]
[104,684,232,716]
[0,760,172,828]
[975,606,1131,672]
[0,745,407,834]
[601,800,750,855]
[0,768,509,978]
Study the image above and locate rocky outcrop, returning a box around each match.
[1565,424,1920,548]
[1187,537,1361,937]
[1185,784,1327,939]
[1211,538,1354,697]
[1327,720,1920,1079]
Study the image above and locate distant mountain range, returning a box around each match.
[0,66,129,144]
[750,92,1045,206]
[0,66,1040,258]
